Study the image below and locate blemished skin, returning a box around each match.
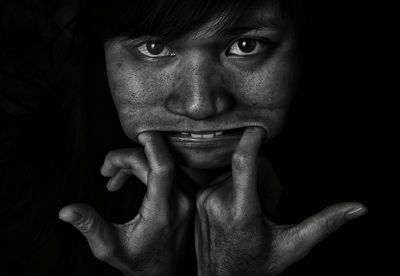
[58,2,368,276]
[104,4,297,173]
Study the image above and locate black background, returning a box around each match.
[0,0,396,275]
[274,1,396,275]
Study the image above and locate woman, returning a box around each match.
[1,0,367,275]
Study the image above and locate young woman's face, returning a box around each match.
[105,3,298,169]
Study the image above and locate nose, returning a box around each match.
[166,52,232,120]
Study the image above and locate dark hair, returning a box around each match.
[94,0,303,41]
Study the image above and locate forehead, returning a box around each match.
[185,1,289,40]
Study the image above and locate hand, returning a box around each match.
[194,127,367,276]
[59,132,192,276]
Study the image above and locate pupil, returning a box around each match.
[146,41,165,55]
[238,39,257,53]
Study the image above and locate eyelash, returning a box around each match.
[225,37,272,57]
[132,37,274,59]
[134,40,175,58]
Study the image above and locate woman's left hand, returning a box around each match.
[195,127,367,276]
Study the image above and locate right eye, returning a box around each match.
[136,41,175,58]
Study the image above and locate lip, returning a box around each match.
[164,128,244,148]
[134,124,269,144]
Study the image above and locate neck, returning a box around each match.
[179,165,231,187]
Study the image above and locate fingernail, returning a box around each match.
[137,131,157,146]
[137,132,148,145]
[345,205,368,219]
[106,179,113,191]
[59,209,82,222]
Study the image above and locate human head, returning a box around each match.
[101,0,303,169]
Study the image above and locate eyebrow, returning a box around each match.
[219,16,285,37]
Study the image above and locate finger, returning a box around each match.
[101,148,149,185]
[59,203,116,262]
[286,202,368,258]
[138,132,174,213]
[106,168,133,191]
[232,126,267,208]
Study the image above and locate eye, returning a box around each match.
[226,38,268,57]
[136,41,175,58]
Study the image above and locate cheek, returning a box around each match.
[106,55,178,137]
[107,48,173,108]
[226,63,296,109]
[224,59,296,137]
[108,64,165,109]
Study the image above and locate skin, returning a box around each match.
[59,2,367,275]
[60,133,193,275]
[104,3,296,172]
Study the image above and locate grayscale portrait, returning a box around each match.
[1,0,389,275]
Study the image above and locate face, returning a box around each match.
[105,2,298,169]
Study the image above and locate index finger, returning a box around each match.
[138,132,175,213]
[231,126,266,210]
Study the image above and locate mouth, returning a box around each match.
[164,128,245,148]
[157,126,265,168]
[170,127,244,138]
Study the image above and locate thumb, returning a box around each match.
[288,202,368,258]
[59,203,115,261]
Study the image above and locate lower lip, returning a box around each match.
[165,132,242,148]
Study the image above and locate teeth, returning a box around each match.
[191,133,203,138]
[179,131,224,138]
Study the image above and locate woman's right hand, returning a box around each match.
[59,132,193,276]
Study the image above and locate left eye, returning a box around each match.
[136,41,175,57]
[226,39,267,56]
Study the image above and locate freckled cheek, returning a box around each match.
[229,69,295,108]
[110,65,182,133]
[109,67,175,111]
[224,66,295,138]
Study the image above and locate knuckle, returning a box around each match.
[204,196,223,214]
[104,151,117,163]
[232,151,251,169]
[126,149,142,162]
[178,196,192,215]
[93,245,115,261]
[101,154,114,174]
[195,192,225,216]
[323,217,339,233]
[196,196,205,211]
[74,215,98,234]
[152,162,174,176]
[195,191,211,211]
